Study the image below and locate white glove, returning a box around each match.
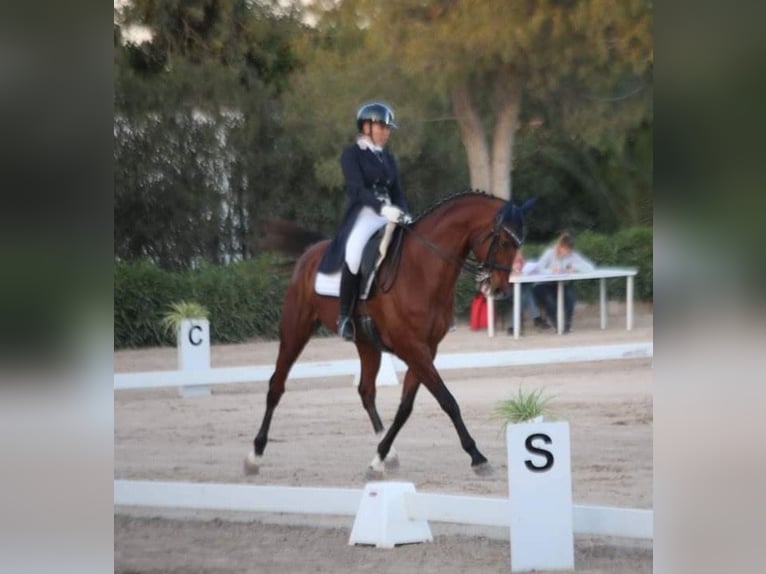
[380,204,404,224]
[400,212,413,224]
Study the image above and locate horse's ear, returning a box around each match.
[495,201,514,226]
[521,197,538,213]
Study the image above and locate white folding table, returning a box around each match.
[486,267,638,339]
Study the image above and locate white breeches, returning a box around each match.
[345,206,387,274]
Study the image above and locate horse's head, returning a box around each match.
[474,197,537,297]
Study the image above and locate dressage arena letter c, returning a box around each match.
[188,325,203,346]
[524,433,554,472]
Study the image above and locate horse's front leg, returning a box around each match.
[366,369,420,479]
[396,346,493,476]
[426,372,492,476]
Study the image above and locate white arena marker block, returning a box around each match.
[507,421,574,572]
[352,352,399,387]
[178,318,211,398]
[349,482,432,548]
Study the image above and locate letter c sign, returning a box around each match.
[188,324,203,346]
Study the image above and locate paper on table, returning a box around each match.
[521,261,537,275]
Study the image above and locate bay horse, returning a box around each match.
[245,191,535,478]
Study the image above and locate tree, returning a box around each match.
[281,1,470,217]
[354,0,653,200]
[114,0,310,268]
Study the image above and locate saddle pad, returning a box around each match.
[314,270,374,300]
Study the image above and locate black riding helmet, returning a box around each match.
[356,102,397,132]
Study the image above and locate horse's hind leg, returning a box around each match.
[355,340,384,434]
[244,300,316,476]
[355,340,399,470]
[366,369,420,479]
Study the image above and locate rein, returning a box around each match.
[376,192,528,292]
[399,223,513,279]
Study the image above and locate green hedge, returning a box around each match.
[115,227,651,348]
[115,260,184,348]
[115,254,290,349]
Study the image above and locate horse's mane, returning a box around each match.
[412,189,499,223]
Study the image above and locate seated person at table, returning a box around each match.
[497,249,551,334]
[532,231,595,334]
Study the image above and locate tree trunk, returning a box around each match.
[452,79,520,200]
[451,84,490,193]
[490,78,521,201]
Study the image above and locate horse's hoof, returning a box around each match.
[243,452,260,476]
[365,466,385,481]
[472,461,494,477]
[384,455,400,471]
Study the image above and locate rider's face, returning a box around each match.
[367,121,391,147]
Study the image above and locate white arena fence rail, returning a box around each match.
[114,342,652,392]
[114,479,653,540]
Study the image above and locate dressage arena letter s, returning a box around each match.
[507,421,574,571]
[524,433,554,472]
[189,324,203,346]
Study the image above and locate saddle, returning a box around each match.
[356,223,403,352]
[358,223,402,299]
[314,222,403,301]
[314,223,404,352]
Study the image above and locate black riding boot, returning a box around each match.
[337,263,360,342]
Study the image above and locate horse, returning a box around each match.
[245,190,535,478]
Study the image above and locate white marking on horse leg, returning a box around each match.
[243,450,262,476]
[368,453,385,474]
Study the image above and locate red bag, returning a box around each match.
[469,294,488,330]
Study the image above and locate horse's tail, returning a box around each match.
[260,219,326,258]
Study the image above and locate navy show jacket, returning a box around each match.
[318,140,410,273]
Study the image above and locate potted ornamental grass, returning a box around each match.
[160,300,209,338]
[494,387,556,425]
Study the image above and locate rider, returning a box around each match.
[318,102,413,342]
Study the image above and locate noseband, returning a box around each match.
[475,223,524,276]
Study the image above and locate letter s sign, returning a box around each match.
[524,433,554,472]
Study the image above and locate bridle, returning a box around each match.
[472,219,524,282]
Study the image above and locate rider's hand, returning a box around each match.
[399,212,413,224]
[380,204,404,224]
